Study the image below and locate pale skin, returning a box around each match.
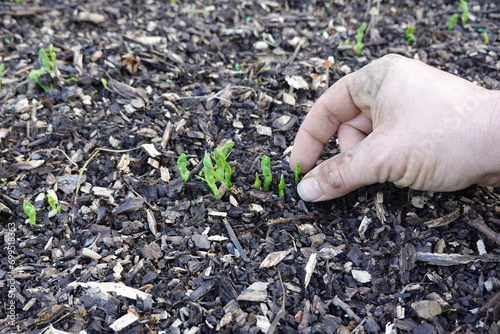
[290,54,500,202]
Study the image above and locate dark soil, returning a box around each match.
[1,1,500,333]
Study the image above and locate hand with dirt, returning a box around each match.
[290,54,500,202]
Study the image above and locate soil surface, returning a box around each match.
[1,1,500,333]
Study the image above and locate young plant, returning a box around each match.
[482,31,489,45]
[294,162,301,182]
[23,199,37,230]
[405,26,417,43]
[213,142,234,187]
[47,190,62,214]
[355,23,367,56]
[202,153,221,199]
[29,44,57,92]
[260,155,272,191]
[254,172,261,189]
[101,77,108,89]
[199,142,235,199]
[278,174,285,198]
[459,0,469,25]
[447,13,458,31]
[177,153,190,183]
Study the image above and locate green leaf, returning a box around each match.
[261,155,272,192]
[254,172,261,189]
[177,153,190,183]
[294,162,301,182]
[23,199,37,228]
[39,48,55,72]
[278,174,285,198]
[447,13,458,31]
[355,23,366,56]
[203,154,220,199]
[101,77,108,89]
[48,43,57,62]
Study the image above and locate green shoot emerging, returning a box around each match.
[355,23,366,56]
[447,13,458,31]
[459,0,469,25]
[254,172,261,189]
[101,77,108,89]
[482,31,489,45]
[202,153,221,199]
[23,199,37,230]
[47,190,62,213]
[294,162,301,182]
[405,26,417,43]
[29,44,57,92]
[260,155,272,191]
[177,153,190,183]
[199,142,235,199]
[278,174,285,198]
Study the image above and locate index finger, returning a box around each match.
[289,55,394,173]
[289,74,362,173]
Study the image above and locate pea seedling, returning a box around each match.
[278,174,285,198]
[47,190,62,214]
[253,172,261,189]
[177,153,190,183]
[260,155,272,191]
[459,0,469,25]
[0,63,4,89]
[355,23,366,56]
[447,14,458,31]
[23,199,37,230]
[199,141,235,199]
[29,44,57,92]
[294,162,301,182]
[405,26,417,43]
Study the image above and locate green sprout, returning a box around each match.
[101,77,108,89]
[47,191,62,214]
[234,63,241,71]
[23,199,37,230]
[482,31,489,45]
[202,153,220,199]
[29,44,57,92]
[66,77,79,82]
[405,26,417,43]
[1,177,7,182]
[447,13,458,31]
[0,63,4,89]
[199,142,235,199]
[254,172,261,189]
[177,153,190,183]
[459,0,469,25]
[355,23,367,56]
[294,162,301,182]
[278,174,285,198]
[260,155,272,192]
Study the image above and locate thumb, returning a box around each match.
[296,135,387,201]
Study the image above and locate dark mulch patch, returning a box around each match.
[1,0,500,333]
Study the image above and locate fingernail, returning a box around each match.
[297,177,322,202]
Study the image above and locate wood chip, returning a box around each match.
[351,269,372,283]
[424,208,460,228]
[109,308,140,332]
[411,300,442,320]
[304,252,317,288]
[237,282,269,302]
[76,12,106,25]
[259,248,292,268]
[70,281,152,300]
[82,247,101,260]
[142,143,162,157]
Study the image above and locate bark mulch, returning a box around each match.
[1,1,500,333]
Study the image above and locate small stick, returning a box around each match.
[332,295,361,323]
[465,215,500,246]
[267,215,336,226]
[223,218,249,262]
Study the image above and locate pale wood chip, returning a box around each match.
[259,248,292,268]
[237,282,269,302]
[304,252,317,288]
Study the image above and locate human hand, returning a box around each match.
[290,54,500,202]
